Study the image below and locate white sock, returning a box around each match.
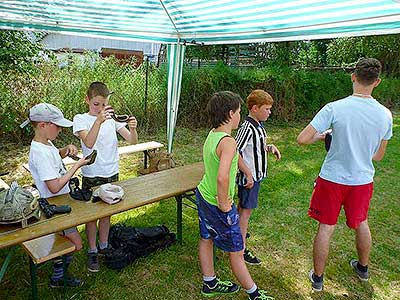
[203,275,216,282]
[246,283,257,294]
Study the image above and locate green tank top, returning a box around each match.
[197,130,239,206]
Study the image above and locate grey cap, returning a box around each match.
[28,103,72,127]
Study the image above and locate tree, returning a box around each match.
[0,30,44,74]
[327,35,400,76]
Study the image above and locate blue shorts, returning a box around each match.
[195,189,243,252]
[238,181,261,209]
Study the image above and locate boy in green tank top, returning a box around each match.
[196,91,275,300]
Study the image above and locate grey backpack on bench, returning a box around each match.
[0,181,41,228]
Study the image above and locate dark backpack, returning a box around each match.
[105,224,176,270]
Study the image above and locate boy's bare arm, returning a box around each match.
[266,144,282,160]
[45,157,90,194]
[78,106,113,148]
[372,140,388,161]
[297,124,326,145]
[117,117,138,144]
[216,137,236,212]
[238,155,254,189]
[78,119,103,149]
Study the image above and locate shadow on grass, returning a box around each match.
[310,281,374,300]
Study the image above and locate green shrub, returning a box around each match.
[1,58,398,142]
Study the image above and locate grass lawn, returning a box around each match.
[0,116,399,300]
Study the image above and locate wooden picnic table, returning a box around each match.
[0,162,204,249]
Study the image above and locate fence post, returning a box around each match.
[144,56,149,121]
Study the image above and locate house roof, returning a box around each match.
[1,0,400,45]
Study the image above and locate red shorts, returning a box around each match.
[308,176,373,229]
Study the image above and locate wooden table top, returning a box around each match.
[0,162,204,249]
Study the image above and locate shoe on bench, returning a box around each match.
[201,278,240,297]
[350,259,369,281]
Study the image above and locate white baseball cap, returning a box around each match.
[93,183,124,205]
[20,103,72,128]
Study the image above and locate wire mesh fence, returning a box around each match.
[0,55,168,141]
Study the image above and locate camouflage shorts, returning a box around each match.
[82,174,119,190]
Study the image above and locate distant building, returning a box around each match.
[39,33,162,66]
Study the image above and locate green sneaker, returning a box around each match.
[201,278,240,297]
[248,289,275,300]
[244,248,261,265]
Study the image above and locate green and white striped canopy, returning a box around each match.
[2,0,400,152]
[1,0,400,44]
[0,0,400,44]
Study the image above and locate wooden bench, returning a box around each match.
[21,233,75,300]
[22,141,163,172]
[0,178,9,190]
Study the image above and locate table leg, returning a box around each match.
[143,150,148,169]
[0,245,16,282]
[29,257,38,300]
[176,195,183,244]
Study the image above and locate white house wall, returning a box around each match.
[40,33,161,58]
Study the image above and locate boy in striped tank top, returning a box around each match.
[235,90,281,265]
[196,91,274,300]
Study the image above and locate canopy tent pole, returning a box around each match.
[166,43,186,153]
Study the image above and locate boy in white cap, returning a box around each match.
[27,103,90,288]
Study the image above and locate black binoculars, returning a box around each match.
[38,198,71,218]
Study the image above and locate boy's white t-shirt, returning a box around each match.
[29,140,70,198]
[73,113,125,178]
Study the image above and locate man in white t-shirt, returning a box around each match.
[73,82,138,272]
[27,103,90,288]
[297,58,393,292]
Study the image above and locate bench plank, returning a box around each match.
[23,141,163,172]
[21,233,75,264]
[0,179,9,190]
[0,162,204,249]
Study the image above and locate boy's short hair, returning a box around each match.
[207,91,242,128]
[247,89,274,110]
[87,82,110,99]
[354,58,382,86]
[31,121,39,128]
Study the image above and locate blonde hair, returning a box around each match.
[247,90,273,110]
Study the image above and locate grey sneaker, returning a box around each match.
[350,259,369,281]
[49,276,83,288]
[98,246,113,257]
[309,269,323,292]
[87,252,100,272]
